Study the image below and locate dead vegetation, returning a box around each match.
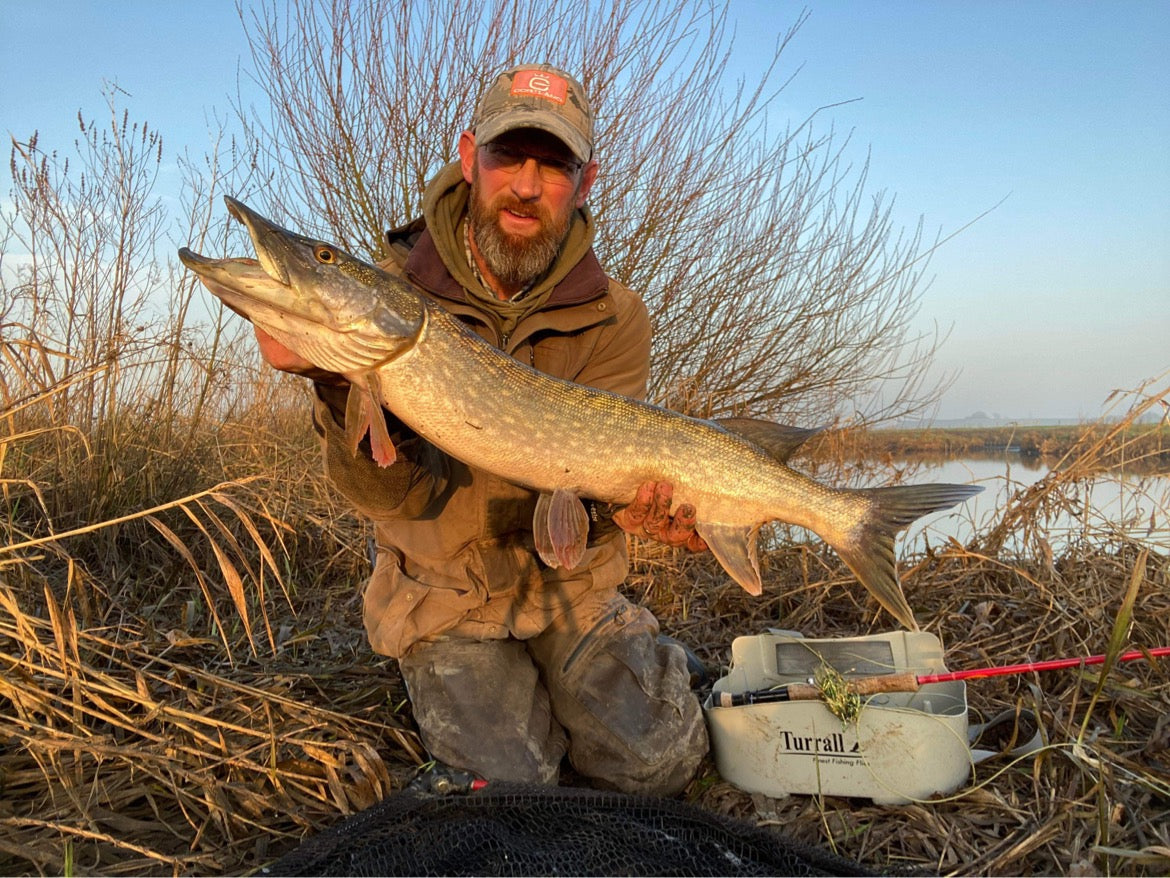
[2,331,1167,874]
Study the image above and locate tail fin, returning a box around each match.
[833,484,983,630]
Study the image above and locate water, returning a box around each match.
[888,455,1170,557]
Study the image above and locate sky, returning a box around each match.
[2,0,1168,422]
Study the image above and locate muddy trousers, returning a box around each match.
[397,594,708,797]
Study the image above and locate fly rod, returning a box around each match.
[714,646,1170,708]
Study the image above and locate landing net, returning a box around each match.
[264,781,875,876]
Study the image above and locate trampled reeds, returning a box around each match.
[2,301,1167,876]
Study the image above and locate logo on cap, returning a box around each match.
[510,69,568,105]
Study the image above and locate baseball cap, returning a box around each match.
[472,64,594,163]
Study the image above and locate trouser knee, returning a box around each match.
[399,638,567,784]
[530,597,709,796]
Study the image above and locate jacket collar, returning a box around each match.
[404,228,609,309]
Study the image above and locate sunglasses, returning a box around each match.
[480,142,583,185]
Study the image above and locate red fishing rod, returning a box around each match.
[714,646,1170,708]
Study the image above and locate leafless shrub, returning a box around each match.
[0,87,314,653]
[235,0,948,427]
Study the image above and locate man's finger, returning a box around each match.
[612,481,657,531]
[612,482,709,554]
[642,482,673,536]
[661,503,698,547]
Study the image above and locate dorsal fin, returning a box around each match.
[714,418,821,463]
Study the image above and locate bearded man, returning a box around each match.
[254,64,709,795]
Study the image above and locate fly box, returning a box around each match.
[703,630,970,805]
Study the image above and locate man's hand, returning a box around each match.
[612,481,708,552]
[255,326,313,372]
[254,326,347,384]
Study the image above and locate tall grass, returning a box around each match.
[2,101,1168,876]
[5,98,304,655]
[2,99,418,872]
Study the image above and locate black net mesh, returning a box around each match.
[264,781,877,876]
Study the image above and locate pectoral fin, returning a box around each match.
[697,522,763,595]
[534,488,590,570]
[343,377,397,467]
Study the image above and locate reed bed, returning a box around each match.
[2,320,1167,875]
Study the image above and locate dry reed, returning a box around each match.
[2,315,1168,875]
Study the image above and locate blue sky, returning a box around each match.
[2,1,1168,421]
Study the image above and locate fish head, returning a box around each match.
[178,197,425,374]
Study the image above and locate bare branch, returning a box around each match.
[236,0,949,426]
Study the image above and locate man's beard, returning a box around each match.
[469,172,575,291]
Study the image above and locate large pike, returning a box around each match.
[180,198,981,630]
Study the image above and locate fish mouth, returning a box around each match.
[222,197,295,286]
[176,246,270,286]
[178,196,309,288]
[175,246,276,324]
[178,197,404,372]
[177,236,278,290]
[179,198,349,338]
[177,198,306,322]
[179,196,339,327]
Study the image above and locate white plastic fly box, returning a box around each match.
[703,630,970,805]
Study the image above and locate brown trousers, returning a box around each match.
[398,592,708,796]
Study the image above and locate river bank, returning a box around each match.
[848,422,1169,467]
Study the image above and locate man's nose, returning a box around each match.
[510,157,543,200]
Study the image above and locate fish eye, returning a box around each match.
[315,245,336,264]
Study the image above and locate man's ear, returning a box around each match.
[457,130,477,184]
[575,160,599,208]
